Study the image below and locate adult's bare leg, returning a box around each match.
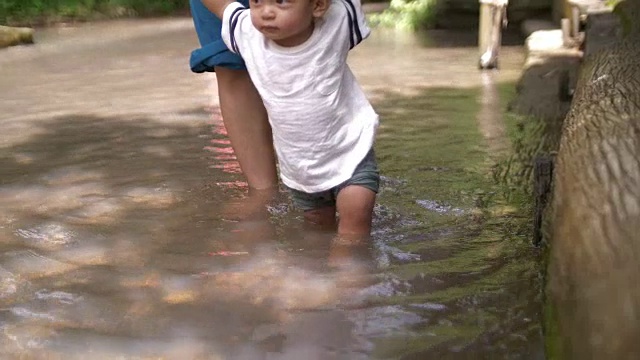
[215,66,277,191]
[215,67,278,222]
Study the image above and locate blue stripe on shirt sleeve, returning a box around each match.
[342,0,363,48]
[344,7,355,49]
[229,7,245,54]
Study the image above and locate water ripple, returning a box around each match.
[416,199,466,215]
[35,290,83,305]
[14,223,76,249]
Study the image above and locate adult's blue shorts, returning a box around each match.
[189,0,249,73]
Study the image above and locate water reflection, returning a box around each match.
[0,18,540,359]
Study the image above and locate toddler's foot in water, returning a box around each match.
[328,236,377,290]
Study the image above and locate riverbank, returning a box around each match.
[0,0,189,27]
[0,0,189,48]
[0,0,394,27]
[0,1,392,49]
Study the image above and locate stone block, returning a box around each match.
[583,11,622,57]
[511,29,582,121]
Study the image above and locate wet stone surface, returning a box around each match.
[0,19,543,359]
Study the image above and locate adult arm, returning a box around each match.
[200,0,234,19]
[198,0,249,55]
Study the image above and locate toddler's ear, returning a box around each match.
[312,0,330,18]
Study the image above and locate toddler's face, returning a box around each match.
[249,0,322,47]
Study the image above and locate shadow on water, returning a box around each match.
[0,112,382,359]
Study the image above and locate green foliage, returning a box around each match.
[368,0,439,30]
[0,0,188,25]
[111,0,187,15]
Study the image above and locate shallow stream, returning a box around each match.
[0,18,543,359]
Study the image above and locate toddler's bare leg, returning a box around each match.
[328,229,375,289]
[335,185,376,236]
[328,187,376,288]
[215,67,278,191]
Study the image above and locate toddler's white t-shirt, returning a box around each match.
[221,0,379,193]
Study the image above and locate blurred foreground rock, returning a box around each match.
[0,25,34,48]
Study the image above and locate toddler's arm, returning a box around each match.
[338,0,371,50]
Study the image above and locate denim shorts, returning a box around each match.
[286,150,380,211]
[189,0,248,73]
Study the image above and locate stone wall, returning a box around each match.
[546,1,640,358]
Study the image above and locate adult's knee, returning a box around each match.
[215,68,263,105]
